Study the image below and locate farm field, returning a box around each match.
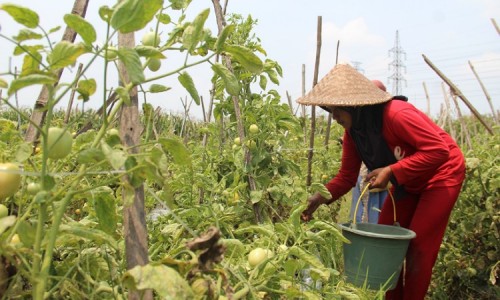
[0,1,498,299]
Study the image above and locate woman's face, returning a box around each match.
[331,107,352,130]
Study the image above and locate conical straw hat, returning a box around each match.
[296,64,393,107]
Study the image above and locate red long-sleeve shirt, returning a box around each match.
[325,100,465,201]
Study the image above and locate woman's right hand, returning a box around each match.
[301,192,330,222]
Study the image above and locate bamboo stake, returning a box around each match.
[441,82,456,139]
[117,31,152,300]
[468,60,498,125]
[302,64,307,143]
[212,0,262,223]
[306,16,322,187]
[25,0,90,143]
[422,54,494,135]
[64,63,84,124]
[422,81,431,117]
[492,18,500,36]
[286,91,294,115]
[324,40,340,149]
[451,93,473,149]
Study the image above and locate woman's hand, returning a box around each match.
[301,192,330,222]
[366,166,392,190]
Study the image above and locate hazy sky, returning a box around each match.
[1,0,499,120]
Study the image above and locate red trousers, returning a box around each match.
[378,184,463,300]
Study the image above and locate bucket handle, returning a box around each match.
[353,182,396,225]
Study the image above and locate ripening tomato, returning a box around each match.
[249,124,259,134]
[0,163,22,200]
[46,127,73,159]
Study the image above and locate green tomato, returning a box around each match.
[0,163,22,200]
[0,204,8,218]
[27,182,42,195]
[147,58,162,72]
[142,31,161,47]
[234,137,241,145]
[105,46,118,60]
[47,127,73,159]
[107,128,120,136]
[10,234,21,247]
[249,124,259,134]
[248,248,273,267]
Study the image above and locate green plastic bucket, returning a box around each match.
[339,222,416,290]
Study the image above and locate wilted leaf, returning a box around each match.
[101,140,127,170]
[0,78,7,88]
[123,264,194,299]
[0,216,16,235]
[59,223,118,249]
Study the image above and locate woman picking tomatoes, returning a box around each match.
[298,64,465,300]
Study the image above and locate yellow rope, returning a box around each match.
[353,183,397,225]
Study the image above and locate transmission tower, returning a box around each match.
[388,30,407,95]
[351,61,364,74]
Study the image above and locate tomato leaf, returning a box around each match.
[211,63,240,96]
[8,74,56,96]
[0,4,39,28]
[59,223,118,249]
[76,78,97,101]
[47,41,87,70]
[92,187,117,234]
[110,0,163,33]
[0,216,16,235]
[158,138,192,167]
[182,8,210,51]
[0,78,7,88]
[63,14,96,45]
[116,47,145,85]
[177,71,200,105]
[215,24,235,53]
[13,29,43,42]
[20,52,42,76]
[149,84,171,93]
[123,264,194,299]
[223,44,263,74]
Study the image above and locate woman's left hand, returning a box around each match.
[366,166,392,189]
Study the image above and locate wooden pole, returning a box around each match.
[468,60,498,124]
[306,16,322,187]
[118,31,152,300]
[25,0,90,143]
[491,18,500,35]
[440,83,456,139]
[422,54,494,135]
[286,91,294,115]
[422,81,431,117]
[451,94,473,149]
[64,63,84,124]
[301,64,307,143]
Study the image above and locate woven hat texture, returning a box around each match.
[296,64,393,106]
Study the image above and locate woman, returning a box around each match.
[298,64,465,300]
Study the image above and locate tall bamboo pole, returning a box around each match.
[117,31,152,300]
[302,64,307,143]
[491,18,500,35]
[306,16,322,187]
[441,82,456,139]
[422,54,494,135]
[25,0,90,143]
[422,81,431,116]
[451,94,473,149]
[468,60,498,124]
[323,40,340,149]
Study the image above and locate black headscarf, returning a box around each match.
[344,100,406,199]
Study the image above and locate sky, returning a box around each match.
[0,0,499,121]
